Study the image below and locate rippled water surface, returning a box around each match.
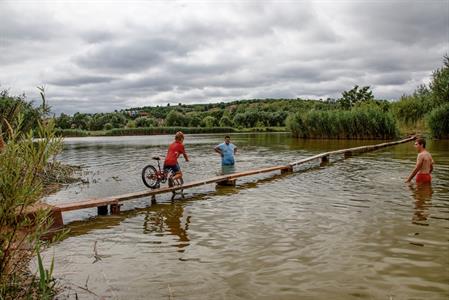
[40,133,449,299]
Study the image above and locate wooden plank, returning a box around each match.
[53,136,415,213]
[289,136,415,166]
[56,168,288,212]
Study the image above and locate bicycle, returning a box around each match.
[141,156,184,197]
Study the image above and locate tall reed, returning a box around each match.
[287,107,398,139]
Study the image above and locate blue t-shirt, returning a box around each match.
[217,142,236,165]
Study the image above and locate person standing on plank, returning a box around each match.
[164,131,189,183]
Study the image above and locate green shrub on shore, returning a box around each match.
[287,107,398,139]
[427,103,449,139]
[104,126,235,136]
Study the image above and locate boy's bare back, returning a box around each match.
[417,151,433,174]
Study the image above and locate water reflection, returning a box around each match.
[143,202,190,251]
[409,183,433,226]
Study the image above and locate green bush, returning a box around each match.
[427,103,449,139]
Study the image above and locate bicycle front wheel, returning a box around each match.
[142,165,159,189]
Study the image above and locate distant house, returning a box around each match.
[126,110,139,117]
[139,111,149,117]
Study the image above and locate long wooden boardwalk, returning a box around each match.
[37,136,416,229]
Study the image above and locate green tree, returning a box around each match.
[429,55,449,106]
[135,116,157,127]
[187,112,202,127]
[165,110,188,126]
[219,115,233,127]
[202,116,217,128]
[0,90,41,137]
[338,85,374,109]
[103,123,113,130]
[72,112,90,130]
[55,113,72,129]
[110,113,127,128]
[126,120,136,128]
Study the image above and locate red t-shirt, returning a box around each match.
[164,141,185,165]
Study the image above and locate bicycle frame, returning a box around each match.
[154,159,174,183]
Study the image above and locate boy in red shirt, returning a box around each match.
[164,131,189,183]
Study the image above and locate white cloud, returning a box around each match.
[0,0,447,114]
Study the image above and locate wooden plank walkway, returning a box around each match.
[35,136,415,228]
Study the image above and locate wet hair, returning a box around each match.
[416,137,426,148]
[225,135,230,139]
[175,131,184,141]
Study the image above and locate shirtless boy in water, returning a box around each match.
[406,137,434,184]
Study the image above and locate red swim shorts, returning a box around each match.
[416,173,431,183]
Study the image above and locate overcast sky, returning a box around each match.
[1,0,448,115]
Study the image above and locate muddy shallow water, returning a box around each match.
[39,133,449,299]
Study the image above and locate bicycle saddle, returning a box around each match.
[152,156,161,160]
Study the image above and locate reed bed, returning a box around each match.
[287,107,398,139]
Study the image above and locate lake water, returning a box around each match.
[40,133,449,299]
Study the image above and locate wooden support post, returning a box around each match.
[321,155,329,164]
[151,195,157,204]
[281,166,293,174]
[344,151,352,158]
[216,179,237,187]
[97,205,108,215]
[110,203,122,214]
[50,207,64,230]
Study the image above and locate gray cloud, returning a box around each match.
[0,0,447,114]
[48,75,117,87]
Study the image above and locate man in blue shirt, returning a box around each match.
[214,135,237,165]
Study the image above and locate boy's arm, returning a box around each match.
[406,155,423,183]
[183,152,189,162]
[214,145,223,156]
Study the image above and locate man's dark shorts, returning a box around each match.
[164,164,180,174]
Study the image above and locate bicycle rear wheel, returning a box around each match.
[142,165,159,189]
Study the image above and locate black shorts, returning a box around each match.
[163,164,180,174]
